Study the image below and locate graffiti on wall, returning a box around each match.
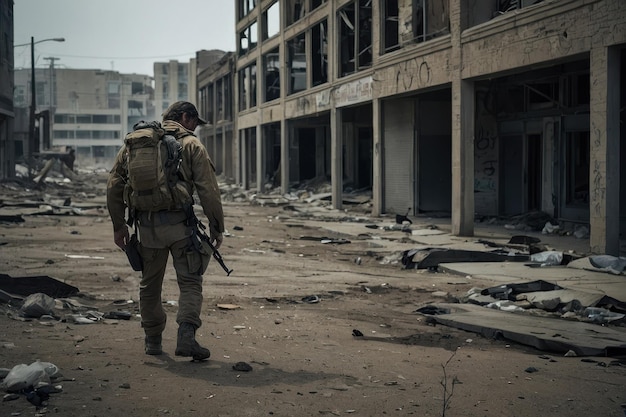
[474,116,499,215]
[394,58,431,93]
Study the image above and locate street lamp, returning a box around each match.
[15,37,65,169]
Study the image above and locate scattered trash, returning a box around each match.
[103,311,132,320]
[529,251,563,266]
[589,255,626,274]
[2,361,59,392]
[64,254,105,260]
[524,367,539,373]
[19,293,56,318]
[217,303,241,310]
[232,361,253,372]
[302,295,320,303]
[352,329,363,337]
[584,307,625,324]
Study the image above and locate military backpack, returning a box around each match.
[123,121,190,212]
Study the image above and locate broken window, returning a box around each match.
[311,20,328,86]
[262,1,280,41]
[525,79,559,110]
[263,47,281,102]
[382,0,399,53]
[338,0,372,77]
[238,63,257,111]
[239,21,258,56]
[238,0,257,20]
[413,0,450,43]
[496,0,544,14]
[288,33,307,94]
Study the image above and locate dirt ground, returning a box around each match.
[1,170,625,417]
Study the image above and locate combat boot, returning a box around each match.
[145,334,162,355]
[175,322,210,361]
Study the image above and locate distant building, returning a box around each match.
[153,60,191,117]
[0,0,15,179]
[13,68,154,167]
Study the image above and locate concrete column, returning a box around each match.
[331,106,343,210]
[451,79,475,236]
[450,0,474,236]
[372,98,382,216]
[241,131,248,190]
[589,45,620,255]
[256,124,264,192]
[280,119,289,194]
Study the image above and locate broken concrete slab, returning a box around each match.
[424,303,626,356]
[402,248,529,269]
[439,262,626,302]
[0,274,79,298]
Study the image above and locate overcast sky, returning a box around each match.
[13,0,237,76]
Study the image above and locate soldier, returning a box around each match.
[106,101,224,361]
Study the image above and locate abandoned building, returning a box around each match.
[196,0,625,255]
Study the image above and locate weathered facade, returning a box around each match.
[208,0,626,255]
[13,68,154,166]
[0,0,15,179]
[197,51,236,180]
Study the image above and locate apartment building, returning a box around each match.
[197,51,236,180]
[14,68,154,166]
[220,0,625,255]
[0,0,14,179]
[154,60,191,117]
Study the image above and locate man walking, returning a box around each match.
[107,101,224,361]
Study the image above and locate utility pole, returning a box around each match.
[43,57,60,107]
[43,57,60,152]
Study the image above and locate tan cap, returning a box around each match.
[162,101,208,125]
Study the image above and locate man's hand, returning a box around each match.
[114,226,129,250]
[210,232,223,250]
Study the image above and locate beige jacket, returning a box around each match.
[107,120,224,237]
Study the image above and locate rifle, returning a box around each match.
[195,218,233,276]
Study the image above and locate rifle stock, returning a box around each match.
[184,203,233,276]
[199,230,233,276]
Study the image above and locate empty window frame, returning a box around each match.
[311,0,326,10]
[239,21,258,56]
[263,48,281,102]
[288,33,307,95]
[223,74,233,120]
[311,20,328,86]
[382,0,399,53]
[262,1,280,41]
[238,0,257,20]
[216,78,224,121]
[413,0,450,44]
[496,0,544,14]
[239,63,257,111]
[286,0,306,26]
[338,0,372,77]
[201,84,214,123]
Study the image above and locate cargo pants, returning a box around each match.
[136,210,211,337]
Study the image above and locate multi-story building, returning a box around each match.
[224,0,625,255]
[14,68,154,166]
[197,51,236,180]
[153,60,191,117]
[0,0,15,179]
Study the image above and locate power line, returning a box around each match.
[49,52,199,61]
